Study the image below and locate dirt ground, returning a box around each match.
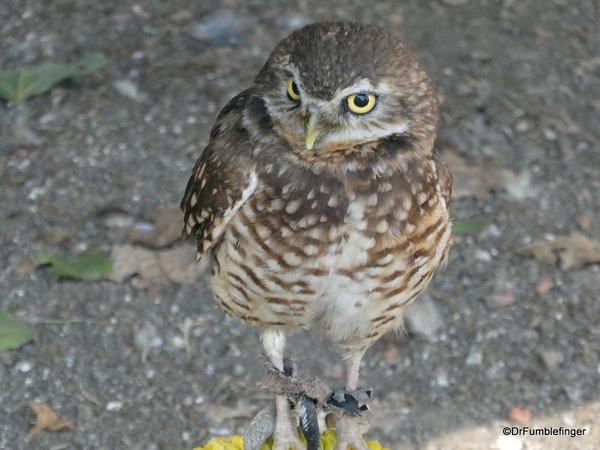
[1,1,600,449]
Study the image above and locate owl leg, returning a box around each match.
[333,354,371,450]
[260,328,306,450]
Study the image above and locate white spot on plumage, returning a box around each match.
[283,252,303,266]
[254,223,272,239]
[367,193,378,207]
[285,199,302,214]
[378,182,393,193]
[298,215,318,228]
[375,220,389,233]
[304,244,320,256]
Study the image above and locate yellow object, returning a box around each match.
[304,111,320,150]
[287,78,301,101]
[192,429,391,450]
[346,94,376,114]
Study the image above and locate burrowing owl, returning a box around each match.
[181,21,452,450]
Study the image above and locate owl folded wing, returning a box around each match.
[181,90,258,259]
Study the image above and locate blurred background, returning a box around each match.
[1,1,599,449]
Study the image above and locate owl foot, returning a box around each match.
[272,398,307,450]
[244,397,310,450]
[333,414,371,450]
[249,358,325,450]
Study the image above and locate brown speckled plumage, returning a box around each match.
[181,21,452,450]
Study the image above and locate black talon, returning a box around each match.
[298,393,321,450]
[326,388,372,416]
[283,357,295,377]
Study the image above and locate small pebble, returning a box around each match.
[562,414,576,427]
[106,401,124,412]
[16,361,32,373]
[113,79,147,102]
[540,350,564,370]
[486,291,515,308]
[508,407,532,423]
[436,372,449,388]
[208,427,231,436]
[465,350,483,367]
[535,278,554,294]
[495,435,523,450]
[542,128,558,141]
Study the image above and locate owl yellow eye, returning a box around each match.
[347,94,377,114]
[287,78,301,101]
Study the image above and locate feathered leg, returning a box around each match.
[334,354,370,450]
[261,328,306,450]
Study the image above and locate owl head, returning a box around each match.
[243,21,438,169]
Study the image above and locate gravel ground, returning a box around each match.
[1,1,599,449]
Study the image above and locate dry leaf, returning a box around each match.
[109,244,206,284]
[128,204,183,248]
[156,246,208,284]
[404,293,444,341]
[29,402,74,435]
[109,244,167,284]
[442,152,517,200]
[517,235,600,270]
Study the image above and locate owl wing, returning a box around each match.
[181,89,258,259]
[434,151,453,205]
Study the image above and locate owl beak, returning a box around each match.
[304,111,320,150]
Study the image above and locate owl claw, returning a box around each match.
[249,358,323,450]
[297,393,321,450]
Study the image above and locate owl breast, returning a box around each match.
[210,156,451,355]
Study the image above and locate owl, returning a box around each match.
[181,21,452,450]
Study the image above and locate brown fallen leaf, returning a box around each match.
[156,246,208,284]
[109,244,167,284]
[441,152,517,200]
[517,235,600,270]
[109,244,206,285]
[128,204,183,248]
[29,402,74,435]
